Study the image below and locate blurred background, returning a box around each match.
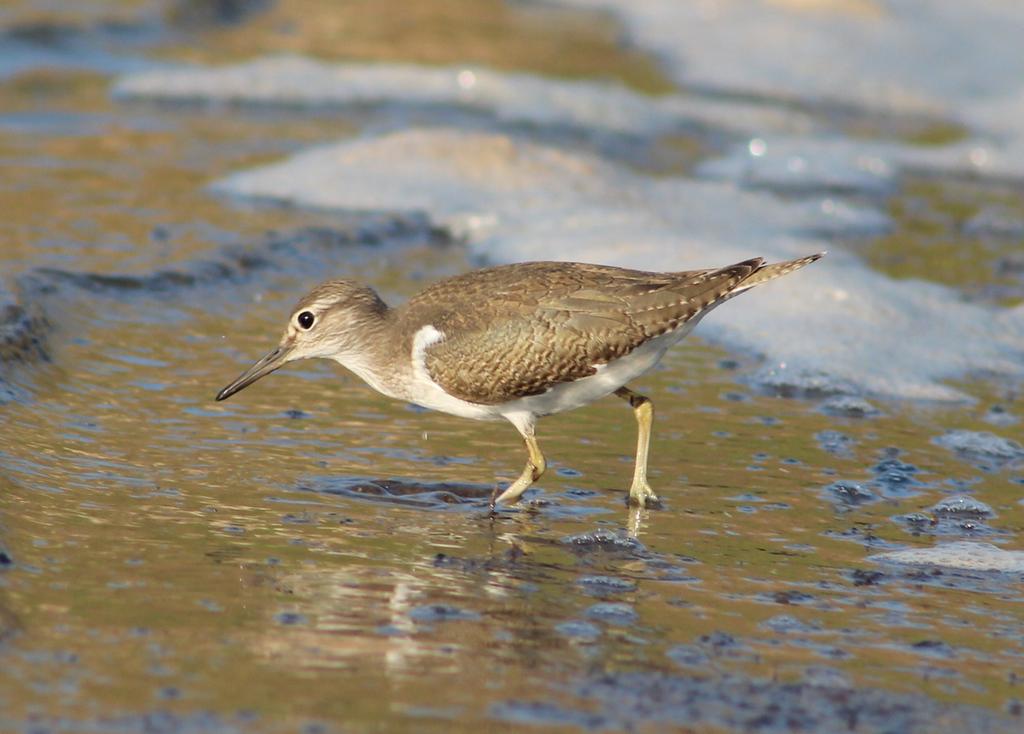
[1,1,1023,732]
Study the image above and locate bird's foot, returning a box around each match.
[627,481,661,509]
[492,474,533,506]
[492,456,543,507]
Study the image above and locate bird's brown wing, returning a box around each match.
[409,260,763,405]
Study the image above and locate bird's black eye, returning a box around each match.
[297,311,315,330]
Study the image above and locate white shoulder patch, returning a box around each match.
[403,323,499,421]
[411,324,445,377]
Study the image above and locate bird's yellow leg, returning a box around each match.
[492,430,546,506]
[615,386,660,508]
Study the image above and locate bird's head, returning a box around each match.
[215,279,388,401]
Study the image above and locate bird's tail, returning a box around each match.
[730,252,825,297]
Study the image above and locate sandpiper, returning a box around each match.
[217,254,823,507]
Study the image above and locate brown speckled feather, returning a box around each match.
[394,255,820,405]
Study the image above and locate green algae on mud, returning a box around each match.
[154,0,675,95]
[861,176,1024,306]
[0,0,153,28]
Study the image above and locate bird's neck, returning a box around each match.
[331,303,413,401]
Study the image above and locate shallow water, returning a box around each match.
[2,2,1023,733]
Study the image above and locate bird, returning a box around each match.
[216,254,823,508]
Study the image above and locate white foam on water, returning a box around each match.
[699,134,1024,196]
[112,54,809,138]
[112,51,1024,183]
[212,129,1024,402]
[872,542,1024,573]
[546,0,1024,183]
[548,0,1024,116]
[697,137,900,196]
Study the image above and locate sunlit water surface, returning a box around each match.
[1,2,1022,733]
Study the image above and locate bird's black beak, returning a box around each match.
[216,342,294,401]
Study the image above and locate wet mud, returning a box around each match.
[495,671,1021,733]
[0,282,49,365]
[19,217,441,297]
[300,477,493,511]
